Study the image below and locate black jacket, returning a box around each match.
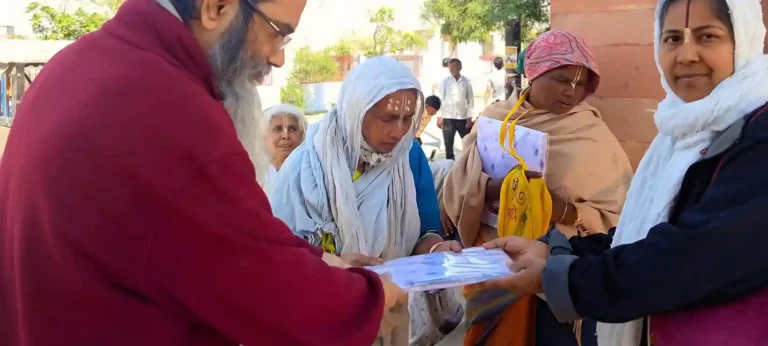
[540,103,768,326]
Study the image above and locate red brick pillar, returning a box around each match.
[551,0,663,169]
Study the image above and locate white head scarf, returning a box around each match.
[600,1,767,345]
[262,104,307,191]
[264,104,308,136]
[268,56,423,260]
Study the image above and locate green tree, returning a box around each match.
[279,79,306,110]
[366,7,426,57]
[289,47,338,84]
[26,0,124,40]
[328,36,373,56]
[280,46,340,109]
[422,0,549,45]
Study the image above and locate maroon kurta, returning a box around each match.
[0,0,384,345]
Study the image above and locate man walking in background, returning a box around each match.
[485,56,506,106]
[437,58,474,160]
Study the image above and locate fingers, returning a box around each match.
[508,258,546,277]
[366,257,384,266]
[380,275,407,307]
[448,241,463,253]
[524,170,543,179]
[341,253,383,267]
[482,237,536,259]
[482,237,511,250]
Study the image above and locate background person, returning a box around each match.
[263,103,307,189]
[415,95,441,145]
[437,58,474,160]
[480,1,768,346]
[486,56,507,105]
[440,30,632,346]
[268,57,462,346]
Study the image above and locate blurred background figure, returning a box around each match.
[415,95,441,145]
[263,104,307,190]
[486,56,506,106]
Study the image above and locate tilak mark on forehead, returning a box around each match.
[571,66,584,89]
[684,0,694,43]
[386,95,413,114]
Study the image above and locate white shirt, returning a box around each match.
[489,69,506,101]
[438,75,474,120]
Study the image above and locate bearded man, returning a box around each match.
[0,0,403,345]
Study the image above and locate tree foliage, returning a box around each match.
[366,7,426,57]
[289,47,339,84]
[280,46,340,109]
[422,0,549,44]
[26,0,123,40]
[328,36,373,56]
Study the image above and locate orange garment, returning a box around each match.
[463,234,537,346]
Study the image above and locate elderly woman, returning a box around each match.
[269,56,462,346]
[440,31,633,346]
[263,104,308,189]
[481,0,768,345]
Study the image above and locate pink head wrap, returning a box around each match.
[524,30,601,96]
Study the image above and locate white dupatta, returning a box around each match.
[268,56,423,260]
[598,0,768,345]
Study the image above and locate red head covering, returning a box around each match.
[524,30,601,96]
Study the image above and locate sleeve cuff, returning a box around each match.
[548,229,574,256]
[542,255,580,323]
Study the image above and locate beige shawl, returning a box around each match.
[440,97,633,245]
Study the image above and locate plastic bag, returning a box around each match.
[366,247,514,292]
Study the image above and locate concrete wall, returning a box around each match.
[551,0,663,169]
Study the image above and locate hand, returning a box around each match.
[379,274,408,334]
[468,257,546,295]
[483,236,550,261]
[436,117,444,129]
[485,171,543,201]
[440,212,456,236]
[431,240,463,253]
[322,252,351,269]
[341,253,383,267]
[465,118,474,129]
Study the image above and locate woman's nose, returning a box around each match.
[677,42,700,64]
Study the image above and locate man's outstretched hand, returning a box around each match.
[466,236,550,295]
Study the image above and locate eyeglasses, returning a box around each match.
[244,1,293,50]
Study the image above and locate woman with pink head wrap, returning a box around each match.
[439,30,632,346]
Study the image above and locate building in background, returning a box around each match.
[550,0,768,169]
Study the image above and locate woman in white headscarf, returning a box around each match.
[269,56,462,346]
[476,0,768,345]
[262,104,308,190]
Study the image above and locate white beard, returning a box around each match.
[221,84,270,185]
[206,11,273,185]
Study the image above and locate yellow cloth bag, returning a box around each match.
[496,91,553,239]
